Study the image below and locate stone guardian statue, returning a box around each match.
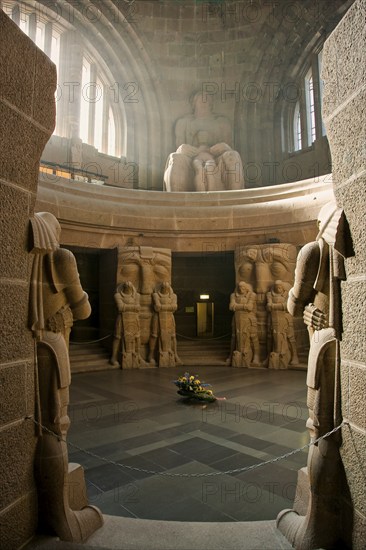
[152,282,182,367]
[266,280,299,369]
[117,246,171,364]
[228,281,260,367]
[277,202,354,549]
[29,212,103,542]
[110,281,147,368]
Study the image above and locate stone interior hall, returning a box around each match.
[0,1,365,549]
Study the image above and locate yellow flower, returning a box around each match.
[207,390,213,395]
[190,376,194,381]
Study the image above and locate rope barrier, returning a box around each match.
[69,334,112,345]
[176,333,231,341]
[26,416,347,478]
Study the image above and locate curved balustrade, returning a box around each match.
[36,174,334,251]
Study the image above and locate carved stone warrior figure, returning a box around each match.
[235,243,297,364]
[29,212,103,542]
[110,281,146,369]
[152,282,182,367]
[164,91,244,192]
[228,281,260,367]
[277,202,354,549]
[117,246,171,364]
[267,280,299,369]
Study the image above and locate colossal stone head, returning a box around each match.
[117,246,171,295]
[235,244,297,297]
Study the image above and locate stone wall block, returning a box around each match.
[0,13,36,116]
[0,12,56,548]
[0,283,33,364]
[340,281,366,364]
[0,420,37,510]
[0,361,33,426]
[0,102,51,192]
[352,511,366,550]
[33,48,57,133]
[321,2,366,546]
[0,362,27,426]
[322,0,366,117]
[348,364,366,429]
[340,359,350,416]
[324,89,366,184]
[0,182,32,280]
[340,424,366,517]
[0,491,38,550]
[334,174,366,277]
[0,12,56,132]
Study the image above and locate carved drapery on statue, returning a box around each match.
[29,212,103,542]
[234,243,300,367]
[276,202,354,549]
[164,91,244,192]
[117,246,179,366]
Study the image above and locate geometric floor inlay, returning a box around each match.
[68,366,308,522]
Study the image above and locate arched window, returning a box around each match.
[80,58,91,144]
[305,69,316,145]
[4,1,120,157]
[317,50,327,137]
[293,101,302,151]
[108,107,116,157]
[289,47,326,153]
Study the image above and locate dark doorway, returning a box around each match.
[172,251,235,339]
[196,301,214,337]
[64,246,117,346]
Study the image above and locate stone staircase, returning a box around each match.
[69,341,116,374]
[69,338,232,371]
[176,336,231,366]
[25,516,293,550]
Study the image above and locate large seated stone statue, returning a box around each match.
[277,202,354,549]
[266,280,299,369]
[152,282,182,367]
[164,91,244,192]
[228,281,260,367]
[29,212,103,542]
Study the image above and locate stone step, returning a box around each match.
[25,515,293,550]
[176,338,230,366]
[180,357,228,366]
[70,351,110,362]
[69,343,115,374]
[69,350,108,357]
[71,361,118,374]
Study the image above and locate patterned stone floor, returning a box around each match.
[68,366,308,522]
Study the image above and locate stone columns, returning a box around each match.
[322,0,366,547]
[0,12,56,548]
